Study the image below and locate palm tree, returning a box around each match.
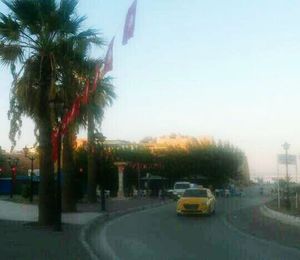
[0,0,101,225]
[86,76,116,202]
[59,58,115,209]
[76,60,116,202]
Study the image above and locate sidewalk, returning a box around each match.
[226,205,300,250]
[0,197,168,260]
[0,199,101,224]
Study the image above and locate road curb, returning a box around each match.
[260,205,300,227]
[80,200,172,260]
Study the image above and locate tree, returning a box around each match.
[62,58,116,204]
[0,0,101,225]
[84,69,115,202]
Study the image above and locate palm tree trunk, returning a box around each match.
[62,128,77,212]
[87,108,97,202]
[38,57,56,226]
[38,117,56,225]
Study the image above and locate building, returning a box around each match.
[141,134,214,152]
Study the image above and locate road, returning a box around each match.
[90,187,300,260]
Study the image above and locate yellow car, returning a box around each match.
[176,188,216,215]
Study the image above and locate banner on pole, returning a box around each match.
[277,154,297,165]
[122,0,137,45]
[103,37,115,76]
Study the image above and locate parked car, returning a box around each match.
[224,189,230,197]
[172,182,197,200]
[176,188,216,215]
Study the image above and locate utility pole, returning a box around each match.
[282,142,291,209]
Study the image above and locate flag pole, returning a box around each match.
[277,158,280,209]
[296,159,298,209]
[296,159,298,183]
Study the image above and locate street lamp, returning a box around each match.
[7,156,19,198]
[282,142,291,209]
[23,146,36,203]
[49,94,65,231]
[95,133,107,211]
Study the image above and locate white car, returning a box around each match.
[173,182,198,199]
[224,189,230,197]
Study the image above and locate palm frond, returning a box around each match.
[0,43,23,65]
[59,0,79,19]
[2,0,41,35]
[0,13,20,42]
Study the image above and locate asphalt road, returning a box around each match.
[91,187,300,260]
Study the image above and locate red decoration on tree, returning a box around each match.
[82,79,90,104]
[51,129,59,162]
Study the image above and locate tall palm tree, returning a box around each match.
[86,76,116,202]
[57,57,115,209]
[0,0,101,225]
[76,60,116,202]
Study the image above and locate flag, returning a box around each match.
[122,0,137,45]
[82,79,90,104]
[103,37,115,75]
[51,129,59,161]
[92,64,100,92]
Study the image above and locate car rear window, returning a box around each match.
[174,184,190,189]
[183,189,208,198]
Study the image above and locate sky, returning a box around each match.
[1,0,300,181]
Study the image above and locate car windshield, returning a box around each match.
[174,184,190,189]
[183,189,208,198]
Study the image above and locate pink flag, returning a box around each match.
[122,0,137,45]
[103,37,115,76]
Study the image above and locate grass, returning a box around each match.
[266,197,300,217]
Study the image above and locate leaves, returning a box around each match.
[0,42,23,65]
[0,0,107,148]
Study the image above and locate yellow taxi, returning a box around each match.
[176,188,216,215]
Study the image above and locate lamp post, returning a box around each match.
[95,133,107,211]
[282,142,291,209]
[7,157,19,198]
[0,146,3,176]
[23,146,36,203]
[49,94,65,231]
[137,162,141,197]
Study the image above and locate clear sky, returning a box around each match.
[1,0,300,181]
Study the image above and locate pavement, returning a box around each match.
[89,187,300,260]
[0,199,101,224]
[0,197,168,260]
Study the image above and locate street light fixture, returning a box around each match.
[23,146,36,203]
[7,156,19,198]
[49,94,65,232]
